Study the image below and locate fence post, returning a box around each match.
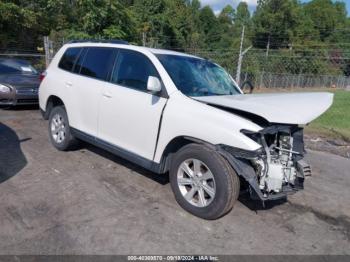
[259,72,263,89]
[236,26,245,85]
[44,36,50,68]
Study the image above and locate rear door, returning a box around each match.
[54,47,82,124]
[98,49,167,160]
[67,47,116,136]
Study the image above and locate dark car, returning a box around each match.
[0,58,40,105]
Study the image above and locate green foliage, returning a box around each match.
[0,0,349,76]
[304,0,347,41]
[253,0,301,48]
[235,2,251,27]
[308,90,350,140]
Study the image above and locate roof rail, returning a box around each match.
[67,39,129,45]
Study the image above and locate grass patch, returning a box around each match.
[255,88,350,140]
[306,90,350,141]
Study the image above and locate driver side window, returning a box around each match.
[111,49,160,92]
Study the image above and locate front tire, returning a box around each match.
[169,143,240,220]
[48,106,76,151]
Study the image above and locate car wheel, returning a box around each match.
[48,106,77,151]
[169,143,240,220]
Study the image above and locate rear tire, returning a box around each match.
[169,143,240,220]
[48,106,77,151]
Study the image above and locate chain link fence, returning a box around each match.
[29,37,350,90]
[1,38,348,139]
[189,48,349,140]
[0,37,48,71]
[190,49,350,89]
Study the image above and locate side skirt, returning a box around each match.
[71,128,164,174]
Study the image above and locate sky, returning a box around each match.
[201,0,350,16]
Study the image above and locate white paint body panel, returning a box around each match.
[39,45,102,136]
[66,75,104,136]
[194,92,334,125]
[153,91,262,162]
[99,82,167,159]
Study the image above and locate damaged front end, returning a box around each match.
[218,125,311,201]
[196,92,333,202]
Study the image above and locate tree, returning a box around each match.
[232,2,252,48]
[0,0,49,49]
[235,2,250,27]
[199,6,221,49]
[304,0,348,42]
[252,0,301,49]
[131,0,169,47]
[219,5,235,25]
[0,0,349,80]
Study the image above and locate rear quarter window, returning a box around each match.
[58,47,82,71]
[79,47,115,81]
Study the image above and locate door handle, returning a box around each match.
[65,81,72,87]
[103,92,112,98]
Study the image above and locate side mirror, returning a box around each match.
[147,76,162,93]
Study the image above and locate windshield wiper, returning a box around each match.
[196,90,216,96]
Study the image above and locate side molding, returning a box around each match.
[71,128,164,174]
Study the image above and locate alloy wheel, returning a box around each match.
[51,113,66,144]
[177,158,216,207]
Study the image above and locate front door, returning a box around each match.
[98,49,167,160]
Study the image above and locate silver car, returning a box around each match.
[0,58,40,106]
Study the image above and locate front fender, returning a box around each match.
[154,92,262,163]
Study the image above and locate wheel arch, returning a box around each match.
[158,136,256,189]
[159,136,216,173]
[43,95,65,120]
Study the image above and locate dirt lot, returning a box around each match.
[0,106,350,255]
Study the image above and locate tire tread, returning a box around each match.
[169,143,240,220]
[48,106,77,151]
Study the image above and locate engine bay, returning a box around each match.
[249,126,311,197]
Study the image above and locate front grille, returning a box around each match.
[16,88,38,95]
[17,99,38,104]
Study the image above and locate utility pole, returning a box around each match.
[236,26,252,86]
[266,34,271,57]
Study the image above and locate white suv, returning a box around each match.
[39,41,333,219]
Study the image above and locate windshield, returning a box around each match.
[0,59,38,75]
[156,54,241,97]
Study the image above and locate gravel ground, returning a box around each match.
[0,106,349,255]
[305,134,350,159]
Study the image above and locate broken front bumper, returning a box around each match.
[217,126,311,201]
[220,148,310,200]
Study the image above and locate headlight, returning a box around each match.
[0,84,11,93]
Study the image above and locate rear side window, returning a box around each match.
[111,49,159,91]
[80,47,115,80]
[72,48,88,74]
[58,47,82,71]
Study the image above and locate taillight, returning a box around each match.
[39,71,47,82]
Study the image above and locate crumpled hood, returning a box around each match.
[194,92,334,125]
